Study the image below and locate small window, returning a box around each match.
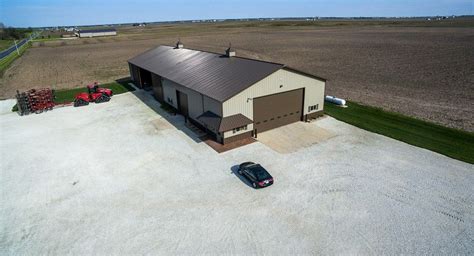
[308,104,319,112]
[290,113,294,115]
[256,122,261,124]
[233,125,248,134]
[263,120,268,123]
[277,116,281,119]
[270,118,274,121]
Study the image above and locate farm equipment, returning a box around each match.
[16,88,55,115]
[73,82,113,107]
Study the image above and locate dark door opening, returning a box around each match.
[138,68,152,89]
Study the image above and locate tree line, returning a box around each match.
[0,27,34,40]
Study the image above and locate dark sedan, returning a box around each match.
[238,162,274,188]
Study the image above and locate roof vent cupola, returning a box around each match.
[176,39,184,49]
[225,43,236,57]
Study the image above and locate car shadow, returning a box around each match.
[230,165,254,188]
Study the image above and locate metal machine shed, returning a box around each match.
[128,44,326,144]
[78,28,117,38]
[128,45,285,102]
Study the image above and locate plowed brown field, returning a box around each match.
[1,22,473,131]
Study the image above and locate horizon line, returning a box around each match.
[4,14,473,28]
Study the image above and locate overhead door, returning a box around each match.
[253,89,304,133]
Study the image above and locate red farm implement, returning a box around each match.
[16,88,55,116]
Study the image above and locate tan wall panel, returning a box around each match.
[223,69,325,120]
[203,96,222,116]
[162,78,223,122]
[79,31,117,37]
[162,79,178,108]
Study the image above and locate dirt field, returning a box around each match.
[1,22,473,131]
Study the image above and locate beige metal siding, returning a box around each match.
[222,69,325,138]
[223,69,324,118]
[162,79,178,108]
[203,96,222,116]
[223,126,251,138]
[162,78,222,121]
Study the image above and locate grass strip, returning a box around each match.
[324,101,474,164]
[53,80,135,104]
[12,80,135,111]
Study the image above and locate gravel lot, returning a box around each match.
[1,91,473,255]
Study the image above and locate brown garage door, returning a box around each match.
[177,91,189,118]
[253,89,304,133]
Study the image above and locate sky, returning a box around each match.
[1,0,472,27]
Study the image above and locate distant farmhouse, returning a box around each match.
[77,28,117,38]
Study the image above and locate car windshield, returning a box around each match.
[250,166,271,180]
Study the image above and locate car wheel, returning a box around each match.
[252,182,257,188]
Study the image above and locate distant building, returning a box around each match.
[78,28,117,38]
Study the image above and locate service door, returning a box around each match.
[152,74,164,102]
[253,89,304,133]
[177,91,189,118]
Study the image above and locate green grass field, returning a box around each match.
[0,40,14,51]
[324,101,474,164]
[12,80,135,111]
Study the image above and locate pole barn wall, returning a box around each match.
[128,63,141,85]
[222,68,325,140]
[223,69,325,120]
[79,31,117,38]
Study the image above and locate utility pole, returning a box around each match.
[14,40,20,55]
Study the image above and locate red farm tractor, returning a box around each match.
[74,82,113,107]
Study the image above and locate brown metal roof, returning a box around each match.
[219,114,253,132]
[196,111,221,132]
[128,45,284,102]
[197,111,253,132]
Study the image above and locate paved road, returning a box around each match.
[0,32,40,59]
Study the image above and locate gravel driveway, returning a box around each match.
[1,91,472,255]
